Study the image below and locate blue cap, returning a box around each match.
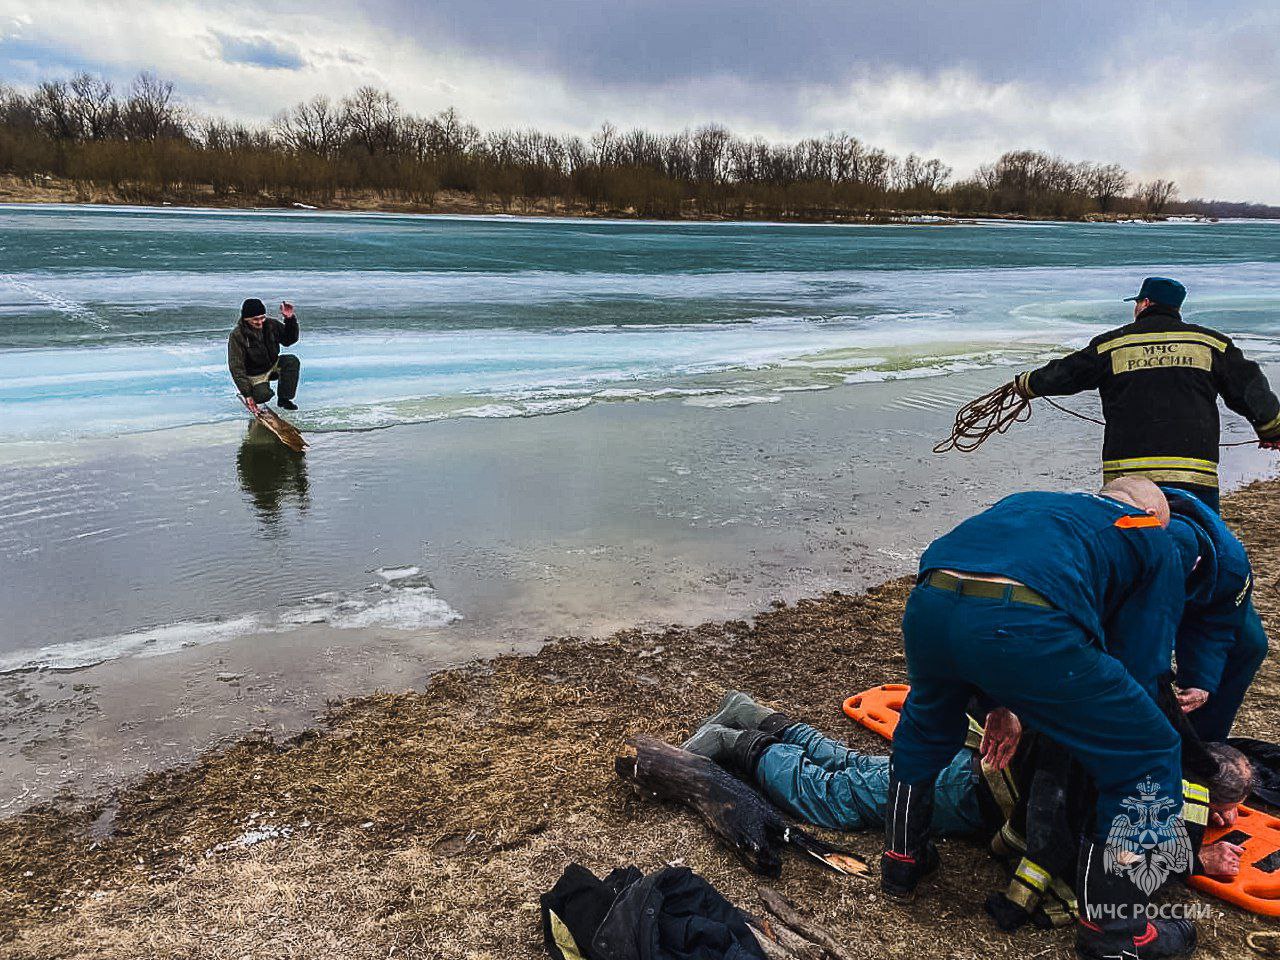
[1124,277,1186,309]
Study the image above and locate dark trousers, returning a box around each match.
[1159,480,1268,740]
[1190,601,1269,741]
[249,354,300,404]
[892,581,1181,844]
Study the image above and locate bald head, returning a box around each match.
[1100,476,1170,527]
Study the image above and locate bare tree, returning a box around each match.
[69,73,119,140]
[123,72,182,141]
[275,95,348,157]
[341,86,401,155]
[1139,178,1178,214]
[31,80,79,139]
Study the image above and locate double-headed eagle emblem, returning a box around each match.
[1105,776,1192,895]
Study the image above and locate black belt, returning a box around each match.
[925,570,1052,609]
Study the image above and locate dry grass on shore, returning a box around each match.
[2,481,1279,959]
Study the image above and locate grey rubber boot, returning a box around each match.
[693,690,793,735]
[682,722,778,773]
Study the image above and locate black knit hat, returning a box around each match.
[240,297,266,319]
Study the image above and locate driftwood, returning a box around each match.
[615,736,867,878]
[242,397,307,453]
[746,917,825,960]
[757,887,853,960]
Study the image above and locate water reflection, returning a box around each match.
[236,422,310,524]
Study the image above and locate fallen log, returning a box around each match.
[615,736,867,878]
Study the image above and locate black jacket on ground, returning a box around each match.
[541,863,763,960]
[227,314,300,397]
[1016,304,1280,492]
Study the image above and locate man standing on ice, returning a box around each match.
[228,298,301,413]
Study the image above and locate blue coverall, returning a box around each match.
[754,723,984,835]
[1165,488,1268,741]
[891,491,1186,845]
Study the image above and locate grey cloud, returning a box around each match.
[213,31,305,70]
[359,0,1261,89]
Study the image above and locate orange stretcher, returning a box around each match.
[842,683,1280,917]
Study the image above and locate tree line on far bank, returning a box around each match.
[0,70,1264,221]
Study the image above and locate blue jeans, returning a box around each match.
[1190,600,1269,741]
[892,581,1182,844]
[753,723,983,835]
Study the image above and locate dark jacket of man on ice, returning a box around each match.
[228,297,301,413]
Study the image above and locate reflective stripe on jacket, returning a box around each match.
[1017,304,1280,490]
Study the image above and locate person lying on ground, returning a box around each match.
[683,690,1251,893]
[881,477,1200,960]
[228,298,301,414]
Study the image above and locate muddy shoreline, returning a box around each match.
[0,173,1182,224]
[1,480,1277,958]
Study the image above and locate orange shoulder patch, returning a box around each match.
[1114,515,1163,529]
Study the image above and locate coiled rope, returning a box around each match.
[934,381,1261,454]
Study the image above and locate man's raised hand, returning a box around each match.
[980,707,1022,771]
[281,300,294,319]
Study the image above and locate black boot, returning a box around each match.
[881,766,940,901]
[277,399,298,411]
[1075,839,1196,960]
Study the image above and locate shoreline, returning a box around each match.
[3,368,1278,814]
[1,478,1277,957]
[0,174,1204,225]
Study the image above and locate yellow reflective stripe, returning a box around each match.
[1110,342,1214,375]
[1177,783,1208,803]
[965,715,985,751]
[1095,331,1228,354]
[1103,469,1220,489]
[1016,858,1051,891]
[1016,371,1037,398]
[1258,412,1280,438]
[1006,881,1040,912]
[1103,455,1218,474]
[999,822,1027,854]
[549,911,587,960]
[1049,877,1078,915]
[1184,801,1209,826]
[980,761,1020,821]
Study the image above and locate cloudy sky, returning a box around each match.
[2,1,1278,201]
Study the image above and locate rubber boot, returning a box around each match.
[692,691,793,735]
[881,767,940,901]
[1075,839,1196,960]
[682,723,779,774]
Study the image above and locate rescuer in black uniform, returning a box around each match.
[1013,276,1280,511]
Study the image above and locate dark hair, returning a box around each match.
[1205,742,1253,805]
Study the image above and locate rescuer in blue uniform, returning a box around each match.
[1165,488,1262,742]
[883,477,1198,960]
[1010,277,1270,742]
